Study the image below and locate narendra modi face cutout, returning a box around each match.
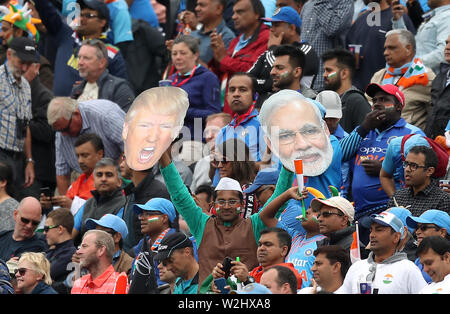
[259,89,333,176]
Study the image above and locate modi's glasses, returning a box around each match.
[276,125,322,145]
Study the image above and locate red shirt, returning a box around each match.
[208,24,270,115]
[249,262,303,289]
[71,265,128,294]
[66,172,95,200]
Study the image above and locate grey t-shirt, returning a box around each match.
[0,198,18,232]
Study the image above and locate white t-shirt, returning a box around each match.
[335,258,427,294]
[78,82,99,102]
[419,274,450,294]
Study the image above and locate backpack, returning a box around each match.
[400,134,449,178]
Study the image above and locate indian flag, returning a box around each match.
[383,274,393,284]
[350,221,361,264]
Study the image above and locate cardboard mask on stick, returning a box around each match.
[259,89,333,176]
[122,87,189,171]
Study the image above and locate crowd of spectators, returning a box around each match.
[0,0,449,295]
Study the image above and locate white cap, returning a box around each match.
[316,90,342,119]
[215,177,243,193]
[311,197,355,222]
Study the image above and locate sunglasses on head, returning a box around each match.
[20,216,41,227]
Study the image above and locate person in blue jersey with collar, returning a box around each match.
[213,72,267,186]
[259,185,327,289]
[340,83,424,221]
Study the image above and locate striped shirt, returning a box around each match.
[55,99,125,176]
[71,265,127,294]
[0,64,32,152]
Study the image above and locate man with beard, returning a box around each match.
[270,44,317,99]
[248,6,319,106]
[259,89,342,230]
[71,157,126,245]
[71,229,128,294]
[322,48,371,133]
[0,37,38,194]
[340,83,424,221]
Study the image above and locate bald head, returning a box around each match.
[13,197,42,241]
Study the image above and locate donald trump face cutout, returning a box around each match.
[122,87,189,171]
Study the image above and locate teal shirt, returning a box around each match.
[160,162,294,247]
[173,272,199,294]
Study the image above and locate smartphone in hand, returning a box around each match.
[214,278,229,294]
[222,256,233,278]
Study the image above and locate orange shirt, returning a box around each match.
[66,173,95,200]
[71,265,128,294]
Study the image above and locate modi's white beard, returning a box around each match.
[277,139,334,176]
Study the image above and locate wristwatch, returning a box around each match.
[242,276,255,286]
[26,158,35,163]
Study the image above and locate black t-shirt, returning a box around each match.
[0,230,48,261]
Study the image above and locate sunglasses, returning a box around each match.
[15,268,31,276]
[43,225,59,232]
[60,115,73,133]
[416,224,440,232]
[20,216,41,227]
[317,211,344,218]
[213,159,230,166]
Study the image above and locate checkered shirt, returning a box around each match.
[0,64,32,152]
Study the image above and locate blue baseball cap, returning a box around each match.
[403,134,430,156]
[387,207,414,234]
[231,283,272,294]
[243,167,280,194]
[406,209,450,233]
[85,214,128,239]
[261,6,302,29]
[133,198,176,224]
[445,120,450,132]
[361,211,405,239]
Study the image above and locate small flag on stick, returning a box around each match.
[350,221,361,264]
[294,160,306,219]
